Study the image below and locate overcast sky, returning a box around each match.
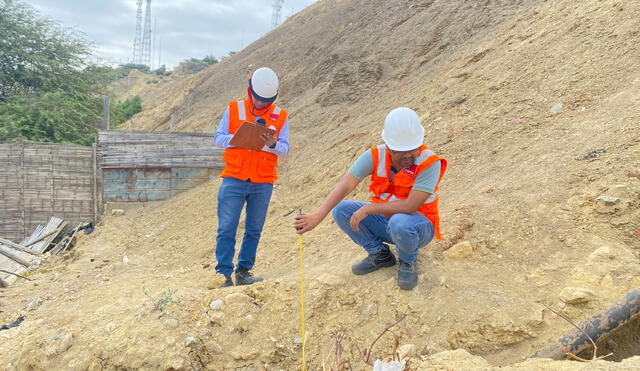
[23,0,318,69]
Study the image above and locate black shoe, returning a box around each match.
[397,260,418,290]
[351,245,397,275]
[235,269,264,286]
[221,276,234,287]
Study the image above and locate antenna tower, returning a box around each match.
[271,0,284,28]
[142,0,153,67]
[132,0,143,64]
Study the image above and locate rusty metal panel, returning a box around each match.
[102,167,218,201]
[170,168,216,193]
[102,168,171,202]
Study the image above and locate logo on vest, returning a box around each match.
[403,165,417,176]
[269,113,279,121]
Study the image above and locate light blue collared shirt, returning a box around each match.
[348,149,441,193]
[213,107,290,157]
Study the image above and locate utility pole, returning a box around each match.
[271,0,284,29]
[102,95,110,130]
[132,0,143,64]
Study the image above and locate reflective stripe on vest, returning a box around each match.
[273,106,281,115]
[375,144,387,177]
[389,192,436,204]
[368,144,446,240]
[221,99,288,184]
[236,100,246,121]
[371,191,392,200]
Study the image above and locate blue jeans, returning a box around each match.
[331,200,434,264]
[215,177,273,277]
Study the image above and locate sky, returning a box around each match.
[23,0,318,69]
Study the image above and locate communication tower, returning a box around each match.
[271,0,285,28]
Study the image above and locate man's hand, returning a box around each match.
[294,211,324,234]
[261,132,277,148]
[349,205,370,231]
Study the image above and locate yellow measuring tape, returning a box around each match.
[298,233,307,371]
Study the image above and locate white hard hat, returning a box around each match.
[381,107,424,151]
[249,67,279,102]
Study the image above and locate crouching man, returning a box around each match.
[294,107,446,290]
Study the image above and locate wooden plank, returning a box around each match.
[92,142,98,223]
[19,142,25,238]
[0,238,44,256]
[0,245,31,267]
[97,130,223,169]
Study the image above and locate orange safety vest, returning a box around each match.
[220,99,288,184]
[368,144,447,239]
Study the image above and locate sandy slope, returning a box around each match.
[1,0,639,369]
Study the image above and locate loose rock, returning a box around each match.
[111,209,125,216]
[26,297,43,312]
[397,343,416,360]
[224,292,251,305]
[559,287,597,304]
[596,196,621,206]
[316,273,343,286]
[444,241,473,260]
[550,103,563,113]
[588,246,613,262]
[209,299,224,311]
[183,336,197,346]
[45,333,73,356]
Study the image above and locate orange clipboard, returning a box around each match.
[229,121,276,151]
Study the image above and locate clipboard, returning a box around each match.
[229,121,276,151]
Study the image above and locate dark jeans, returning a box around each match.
[331,200,434,264]
[215,177,273,277]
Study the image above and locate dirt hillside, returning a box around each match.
[1,0,640,369]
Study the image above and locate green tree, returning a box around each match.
[152,64,169,76]
[0,0,90,99]
[0,0,113,144]
[110,96,142,128]
[202,55,219,66]
[118,63,151,75]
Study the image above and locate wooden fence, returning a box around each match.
[97,130,224,202]
[0,131,224,241]
[0,142,96,242]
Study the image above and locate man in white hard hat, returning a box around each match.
[213,67,290,287]
[294,107,446,290]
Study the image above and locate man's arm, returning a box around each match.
[348,189,431,231]
[294,173,362,233]
[261,118,290,156]
[348,160,440,231]
[213,108,234,148]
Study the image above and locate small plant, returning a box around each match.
[143,288,180,311]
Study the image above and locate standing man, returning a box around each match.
[294,107,446,290]
[214,67,290,287]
